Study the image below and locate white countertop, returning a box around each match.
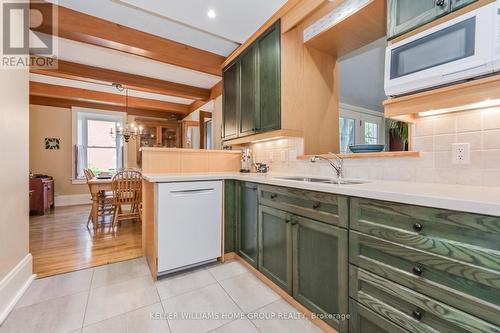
[143,172,500,216]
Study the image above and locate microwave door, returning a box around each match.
[385,4,495,96]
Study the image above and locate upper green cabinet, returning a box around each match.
[387,0,477,39]
[222,21,281,140]
[222,61,239,140]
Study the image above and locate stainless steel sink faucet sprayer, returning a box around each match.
[310,153,344,182]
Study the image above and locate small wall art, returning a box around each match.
[45,138,60,150]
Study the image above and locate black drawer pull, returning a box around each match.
[270,193,277,199]
[313,202,321,209]
[285,218,291,224]
[412,265,423,276]
[413,223,423,232]
[291,220,298,226]
[412,310,423,321]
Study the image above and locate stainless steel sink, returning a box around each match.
[274,176,367,185]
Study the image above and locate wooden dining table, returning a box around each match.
[87,178,112,228]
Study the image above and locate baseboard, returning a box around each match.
[55,194,91,207]
[0,254,35,325]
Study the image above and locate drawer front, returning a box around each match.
[259,185,348,227]
[350,266,500,333]
[350,231,500,326]
[350,299,409,333]
[350,197,500,272]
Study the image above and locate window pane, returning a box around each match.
[87,147,117,172]
[339,117,355,153]
[364,122,379,144]
[87,120,116,147]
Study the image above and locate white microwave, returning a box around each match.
[385,0,500,96]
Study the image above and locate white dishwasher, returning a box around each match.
[157,181,222,275]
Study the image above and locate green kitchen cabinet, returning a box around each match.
[349,299,409,333]
[239,45,258,137]
[292,215,348,331]
[237,182,259,267]
[222,61,239,140]
[222,20,281,140]
[387,0,450,39]
[451,0,477,10]
[258,205,293,293]
[256,21,281,133]
[223,180,237,253]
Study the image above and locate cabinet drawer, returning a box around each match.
[350,231,500,326]
[259,185,348,228]
[350,299,409,333]
[350,266,500,333]
[350,197,500,272]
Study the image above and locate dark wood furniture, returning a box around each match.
[29,176,54,215]
[135,118,181,165]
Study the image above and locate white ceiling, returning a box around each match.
[49,36,221,89]
[49,0,286,56]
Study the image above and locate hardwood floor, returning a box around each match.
[30,205,142,278]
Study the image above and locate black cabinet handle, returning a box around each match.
[252,187,257,191]
[312,202,321,209]
[412,265,423,276]
[291,220,298,226]
[285,219,291,224]
[270,193,277,199]
[435,0,446,7]
[412,310,423,321]
[413,223,423,232]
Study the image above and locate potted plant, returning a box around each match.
[388,120,408,151]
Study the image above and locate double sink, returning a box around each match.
[273,176,367,185]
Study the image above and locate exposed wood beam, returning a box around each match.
[30,81,191,114]
[31,59,210,101]
[210,81,223,99]
[31,2,225,76]
[29,95,180,119]
[188,100,207,113]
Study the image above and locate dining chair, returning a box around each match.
[84,168,113,228]
[111,170,142,228]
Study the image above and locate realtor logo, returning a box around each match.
[1,0,58,69]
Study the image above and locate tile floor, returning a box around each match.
[0,258,324,333]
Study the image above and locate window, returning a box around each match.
[339,104,384,153]
[73,108,125,179]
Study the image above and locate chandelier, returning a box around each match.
[109,84,143,143]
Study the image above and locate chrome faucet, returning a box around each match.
[310,153,344,182]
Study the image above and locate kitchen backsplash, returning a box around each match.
[247,107,500,187]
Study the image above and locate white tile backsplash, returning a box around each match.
[242,108,500,187]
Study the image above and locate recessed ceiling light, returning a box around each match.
[207,9,216,19]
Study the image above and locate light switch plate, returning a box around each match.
[452,143,470,164]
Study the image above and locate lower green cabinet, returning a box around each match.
[293,215,348,331]
[258,203,348,332]
[224,180,236,253]
[349,299,409,333]
[258,205,293,293]
[237,182,259,267]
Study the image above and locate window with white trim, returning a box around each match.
[72,108,125,179]
[339,104,385,153]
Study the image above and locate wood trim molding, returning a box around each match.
[31,2,225,76]
[31,59,210,101]
[29,95,179,119]
[30,81,191,114]
[199,111,212,149]
[223,129,303,146]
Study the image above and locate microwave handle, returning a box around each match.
[442,63,487,77]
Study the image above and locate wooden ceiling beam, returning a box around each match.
[31,2,225,76]
[31,59,210,101]
[29,95,180,119]
[210,81,223,99]
[30,81,191,114]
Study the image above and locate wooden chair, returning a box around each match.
[84,168,113,228]
[111,170,142,228]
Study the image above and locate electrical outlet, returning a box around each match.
[452,143,470,164]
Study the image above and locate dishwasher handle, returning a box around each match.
[170,188,215,196]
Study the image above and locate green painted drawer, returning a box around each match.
[350,197,500,273]
[350,266,500,333]
[350,231,500,326]
[349,299,409,333]
[258,185,348,228]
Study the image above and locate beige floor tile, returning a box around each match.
[156,268,216,300]
[91,258,150,289]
